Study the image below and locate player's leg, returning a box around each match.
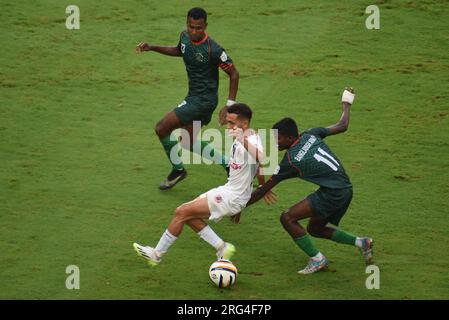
[174,194,235,259]
[307,217,374,265]
[133,196,234,266]
[309,217,357,243]
[185,218,235,259]
[179,96,228,170]
[155,198,210,261]
[180,121,228,170]
[280,198,328,274]
[167,197,211,235]
[133,196,210,266]
[155,110,187,190]
[307,188,374,264]
[307,217,336,240]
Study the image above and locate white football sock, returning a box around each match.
[311,252,325,261]
[155,229,178,255]
[197,225,224,250]
[355,237,363,248]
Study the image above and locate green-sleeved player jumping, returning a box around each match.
[136,7,239,190]
[246,88,374,274]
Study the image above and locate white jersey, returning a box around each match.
[224,133,263,207]
[200,132,263,222]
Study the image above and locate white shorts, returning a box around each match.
[200,186,245,222]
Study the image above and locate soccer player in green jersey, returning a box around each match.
[136,7,239,190]
[246,88,374,274]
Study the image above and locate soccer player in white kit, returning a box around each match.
[133,103,276,266]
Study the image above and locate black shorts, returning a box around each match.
[307,187,353,226]
[173,95,218,126]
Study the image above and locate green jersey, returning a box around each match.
[177,31,234,99]
[272,127,352,189]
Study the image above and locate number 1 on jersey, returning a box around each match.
[313,148,340,171]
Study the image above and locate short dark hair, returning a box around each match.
[227,103,252,121]
[272,117,299,138]
[187,7,207,22]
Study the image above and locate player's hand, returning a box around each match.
[136,42,151,53]
[342,87,355,105]
[228,127,244,142]
[230,212,241,224]
[218,106,228,126]
[263,190,277,205]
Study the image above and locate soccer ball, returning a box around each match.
[209,259,238,288]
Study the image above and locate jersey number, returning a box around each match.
[313,148,340,171]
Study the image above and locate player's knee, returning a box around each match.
[280,211,293,227]
[154,123,162,138]
[307,223,317,236]
[307,224,324,238]
[155,120,167,138]
[174,205,189,220]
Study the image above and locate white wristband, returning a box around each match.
[342,90,355,104]
[226,99,236,107]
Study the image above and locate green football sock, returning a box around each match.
[294,234,320,257]
[192,140,228,168]
[331,229,357,246]
[160,136,184,170]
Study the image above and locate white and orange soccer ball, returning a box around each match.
[209,259,238,288]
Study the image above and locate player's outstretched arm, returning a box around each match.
[135,42,182,57]
[246,178,279,207]
[326,87,355,136]
[218,65,240,126]
[233,175,278,224]
[256,166,265,186]
[256,167,277,205]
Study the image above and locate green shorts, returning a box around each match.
[173,95,218,126]
[307,186,353,226]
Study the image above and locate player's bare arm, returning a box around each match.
[230,166,277,224]
[243,136,279,204]
[239,139,277,207]
[218,65,240,126]
[246,177,279,206]
[256,167,277,205]
[242,134,263,163]
[256,166,265,186]
[228,128,263,162]
[136,42,182,57]
[326,87,355,136]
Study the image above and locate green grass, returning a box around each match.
[1,0,449,299]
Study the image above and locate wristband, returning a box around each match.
[226,99,236,107]
[342,90,355,104]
